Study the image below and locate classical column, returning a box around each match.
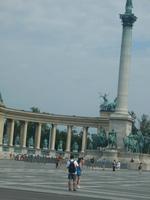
[48,126,52,149]
[116,0,137,115]
[66,125,72,152]
[7,119,15,147]
[35,123,42,149]
[109,0,137,149]
[0,114,5,146]
[81,127,88,153]
[50,124,57,151]
[20,121,28,148]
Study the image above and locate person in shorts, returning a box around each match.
[76,157,84,188]
[66,154,78,191]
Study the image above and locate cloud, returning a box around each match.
[0,0,150,117]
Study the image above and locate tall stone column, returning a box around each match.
[110,0,137,149]
[50,124,57,151]
[116,0,137,115]
[35,123,42,150]
[0,114,5,146]
[20,121,28,148]
[65,125,72,152]
[8,119,15,147]
[48,126,52,149]
[81,127,88,153]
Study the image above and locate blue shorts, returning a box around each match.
[77,166,81,176]
[77,170,81,176]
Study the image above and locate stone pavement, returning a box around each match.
[0,160,150,200]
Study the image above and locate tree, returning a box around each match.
[30,107,40,113]
[91,134,99,149]
[138,114,150,136]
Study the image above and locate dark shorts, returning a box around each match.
[68,173,76,181]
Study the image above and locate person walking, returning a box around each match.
[66,154,78,191]
[90,157,95,170]
[138,162,142,174]
[112,160,116,171]
[102,158,106,170]
[116,161,121,170]
[76,157,84,189]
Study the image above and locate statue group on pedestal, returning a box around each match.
[91,127,117,150]
[123,130,150,153]
[99,93,117,112]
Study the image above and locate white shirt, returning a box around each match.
[66,159,79,174]
[66,159,78,167]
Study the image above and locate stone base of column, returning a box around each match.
[50,150,56,158]
[21,147,27,154]
[64,151,70,159]
[80,150,85,155]
[0,145,4,152]
[79,151,86,158]
[8,146,14,153]
[35,149,41,155]
[14,145,22,154]
[109,112,133,150]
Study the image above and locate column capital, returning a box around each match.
[120,13,137,27]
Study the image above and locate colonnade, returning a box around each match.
[0,118,89,154]
[0,105,109,155]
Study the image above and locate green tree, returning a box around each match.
[138,114,150,136]
[91,134,99,149]
[30,107,40,113]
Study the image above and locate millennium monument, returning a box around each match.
[109,0,137,149]
[0,1,149,169]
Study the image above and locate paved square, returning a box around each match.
[0,160,150,200]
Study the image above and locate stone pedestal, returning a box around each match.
[21,147,27,154]
[64,151,70,159]
[35,149,41,155]
[109,113,133,150]
[8,146,14,153]
[50,150,56,158]
[102,149,118,161]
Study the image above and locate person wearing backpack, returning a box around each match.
[66,154,78,191]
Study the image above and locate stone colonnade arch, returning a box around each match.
[0,106,109,156]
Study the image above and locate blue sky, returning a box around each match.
[0,0,150,119]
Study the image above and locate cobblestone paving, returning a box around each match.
[0,160,150,200]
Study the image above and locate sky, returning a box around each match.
[0,0,150,119]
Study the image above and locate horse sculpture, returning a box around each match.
[100,94,117,112]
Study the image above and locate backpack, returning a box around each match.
[68,160,76,173]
